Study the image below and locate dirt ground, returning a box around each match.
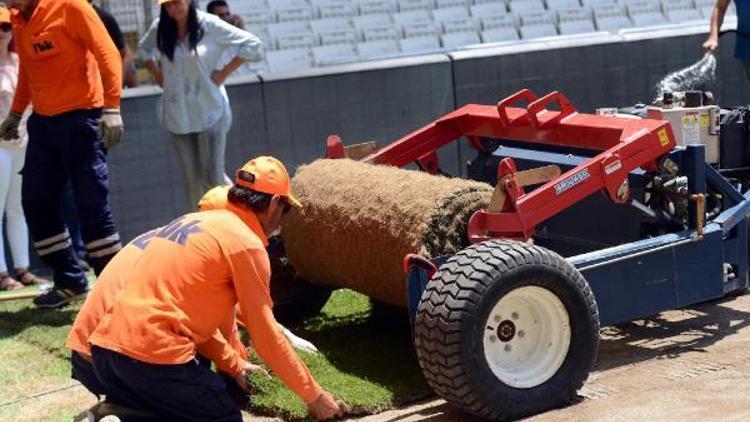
[353,292,750,422]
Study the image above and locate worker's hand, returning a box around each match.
[234,362,269,393]
[702,37,719,53]
[100,108,124,150]
[211,67,234,86]
[0,111,21,141]
[307,390,345,421]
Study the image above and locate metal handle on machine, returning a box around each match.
[527,91,577,129]
[497,89,538,126]
[691,193,706,239]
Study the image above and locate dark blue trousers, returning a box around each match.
[71,351,107,397]
[91,346,242,422]
[22,109,121,289]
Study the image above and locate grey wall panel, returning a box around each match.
[260,57,459,175]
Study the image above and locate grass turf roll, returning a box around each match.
[282,159,493,307]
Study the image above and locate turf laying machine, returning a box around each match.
[278,89,750,420]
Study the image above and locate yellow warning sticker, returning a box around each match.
[699,114,710,128]
[657,128,670,147]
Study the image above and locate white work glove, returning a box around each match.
[100,108,124,149]
[280,324,319,354]
[0,111,21,141]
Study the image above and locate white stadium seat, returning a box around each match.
[399,35,442,53]
[441,31,481,47]
[470,2,509,18]
[509,0,546,13]
[312,44,360,66]
[357,39,401,59]
[266,48,313,73]
[481,27,520,42]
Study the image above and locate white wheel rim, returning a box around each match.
[482,286,571,389]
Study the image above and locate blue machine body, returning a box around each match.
[406,143,750,326]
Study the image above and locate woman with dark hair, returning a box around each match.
[139,0,262,208]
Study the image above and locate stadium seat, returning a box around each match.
[311,18,359,45]
[518,10,554,26]
[267,48,314,73]
[312,44,360,66]
[558,18,596,34]
[399,35,443,53]
[442,17,480,33]
[546,0,582,10]
[481,14,517,30]
[353,14,394,38]
[594,4,632,30]
[276,33,317,50]
[272,1,314,23]
[441,31,481,48]
[520,23,558,38]
[628,2,666,27]
[470,2,509,18]
[364,26,402,40]
[509,0,546,13]
[394,10,438,37]
[267,21,313,49]
[581,0,617,7]
[661,0,703,22]
[241,9,274,28]
[437,0,471,7]
[356,0,399,15]
[481,27,520,42]
[313,0,357,19]
[398,0,437,11]
[432,6,470,23]
[357,39,401,59]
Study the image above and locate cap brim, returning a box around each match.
[287,194,303,209]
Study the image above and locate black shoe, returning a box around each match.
[33,286,89,309]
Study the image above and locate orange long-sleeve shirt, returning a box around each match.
[66,228,248,377]
[89,204,321,404]
[10,0,122,116]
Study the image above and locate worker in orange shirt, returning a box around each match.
[88,157,343,421]
[0,0,124,308]
[66,186,257,406]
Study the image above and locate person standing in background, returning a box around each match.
[0,4,46,290]
[140,0,263,208]
[0,0,124,308]
[703,0,750,80]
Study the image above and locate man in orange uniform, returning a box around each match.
[0,0,124,308]
[66,186,254,402]
[89,157,343,421]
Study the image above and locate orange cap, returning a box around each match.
[198,185,230,211]
[234,156,302,209]
[0,7,10,24]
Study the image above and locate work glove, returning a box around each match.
[0,111,21,141]
[100,108,124,149]
[280,324,319,354]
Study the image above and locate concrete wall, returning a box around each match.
[104,26,750,244]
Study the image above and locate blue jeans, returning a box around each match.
[22,109,120,289]
[91,346,242,422]
[742,60,750,81]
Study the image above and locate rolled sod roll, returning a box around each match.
[281,159,493,307]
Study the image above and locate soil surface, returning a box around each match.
[349,292,750,422]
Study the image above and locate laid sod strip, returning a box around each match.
[247,289,432,421]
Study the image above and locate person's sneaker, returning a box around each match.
[33,286,89,309]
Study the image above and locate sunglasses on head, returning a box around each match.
[0,24,11,33]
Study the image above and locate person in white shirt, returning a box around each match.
[139,0,263,208]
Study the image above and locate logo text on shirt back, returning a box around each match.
[156,217,203,246]
[33,40,54,54]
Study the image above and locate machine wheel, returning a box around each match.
[414,240,600,420]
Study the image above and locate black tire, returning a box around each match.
[414,240,600,420]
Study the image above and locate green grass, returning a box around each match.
[0,288,431,421]
[248,289,431,421]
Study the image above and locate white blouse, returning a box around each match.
[139,11,263,135]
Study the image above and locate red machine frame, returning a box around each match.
[326,89,677,242]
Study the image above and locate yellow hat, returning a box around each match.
[235,156,302,209]
[158,0,174,4]
[198,185,229,211]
